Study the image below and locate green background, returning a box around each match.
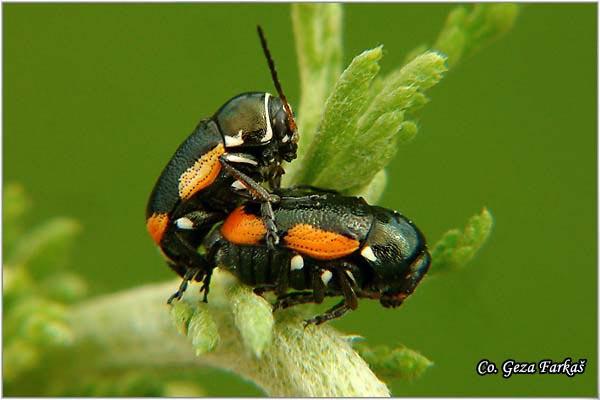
[4,3,596,396]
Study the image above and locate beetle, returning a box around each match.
[203,187,431,324]
[146,27,299,302]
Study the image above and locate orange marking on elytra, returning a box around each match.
[221,206,267,245]
[178,143,225,200]
[283,224,359,260]
[147,212,169,245]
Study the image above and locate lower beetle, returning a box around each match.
[203,187,431,324]
[146,27,298,301]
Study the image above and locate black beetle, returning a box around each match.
[202,187,431,324]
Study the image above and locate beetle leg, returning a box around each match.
[219,158,280,203]
[260,201,279,249]
[304,300,350,326]
[273,252,290,296]
[272,291,316,311]
[311,268,327,304]
[304,269,358,325]
[336,269,359,310]
[173,230,211,269]
[167,267,202,304]
[199,268,213,303]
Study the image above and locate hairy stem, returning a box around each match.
[70,270,389,397]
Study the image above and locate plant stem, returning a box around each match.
[70,270,390,397]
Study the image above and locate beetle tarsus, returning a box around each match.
[304,300,351,326]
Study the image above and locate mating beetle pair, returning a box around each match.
[146,27,431,324]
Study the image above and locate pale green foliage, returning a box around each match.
[430,208,494,274]
[3,183,86,383]
[355,343,434,381]
[287,3,342,178]
[188,304,220,355]
[170,299,221,356]
[295,46,383,185]
[434,4,519,68]
[290,47,447,193]
[227,283,274,357]
[137,275,388,396]
[350,169,388,204]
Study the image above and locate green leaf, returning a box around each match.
[359,51,447,131]
[227,283,274,357]
[6,298,74,347]
[187,304,220,355]
[349,169,388,204]
[293,46,383,186]
[430,208,494,274]
[354,343,433,381]
[301,51,446,191]
[169,301,195,336]
[434,4,519,68]
[286,3,343,181]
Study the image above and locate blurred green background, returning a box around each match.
[3,3,596,396]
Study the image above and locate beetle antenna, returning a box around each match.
[257,25,297,133]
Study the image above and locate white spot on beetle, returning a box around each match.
[231,180,246,190]
[360,245,377,262]
[281,134,290,143]
[320,270,333,285]
[290,254,304,271]
[223,153,258,166]
[175,217,194,230]
[262,93,273,143]
[224,129,244,147]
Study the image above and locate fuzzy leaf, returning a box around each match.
[6,298,74,347]
[69,275,390,396]
[289,3,343,171]
[294,51,446,193]
[430,208,494,274]
[227,283,274,357]
[434,4,519,67]
[359,51,447,132]
[354,343,433,381]
[170,301,194,336]
[350,169,388,204]
[294,46,383,186]
[187,304,220,355]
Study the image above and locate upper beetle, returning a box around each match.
[202,187,431,325]
[145,26,298,300]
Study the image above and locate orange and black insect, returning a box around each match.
[146,27,297,302]
[202,187,431,325]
